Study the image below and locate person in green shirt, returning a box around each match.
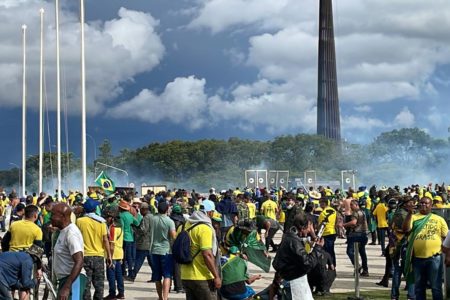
[119,200,140,281]
[219,246,262,300]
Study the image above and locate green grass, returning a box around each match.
[322,290,432,300]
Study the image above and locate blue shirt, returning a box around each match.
[0,252,35,290]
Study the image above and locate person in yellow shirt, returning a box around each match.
[178,200,221,300]
[318,198,337,266]
[373,199,389,256]
[76,199,112,300]
[403,196,448,300]
[104,206,125,300]
[260,197,278,220]
[245,196,256,220]
[9,205,43,251]
[433,195,445,208]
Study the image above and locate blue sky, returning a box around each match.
[1,0,450,170]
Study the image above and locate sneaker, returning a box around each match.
[360,271,369,277]
[103,295,116,300]
[123,276,134,282]
[116,294,125,300]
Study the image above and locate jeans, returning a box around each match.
[377,227,388,254]
[134,249,152,279]
[346,232,368,272]
[413,255,443,300]
[106,260,124,296]
[391,254,415,299]
[123,241,136,278]
[323,234,336,266]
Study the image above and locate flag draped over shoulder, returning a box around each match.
[228,229,272,273]
[404,213,431,284]
[95,171,115,195]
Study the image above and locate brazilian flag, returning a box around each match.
[95,171,115,195]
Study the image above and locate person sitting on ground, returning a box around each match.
[219,246,262,300]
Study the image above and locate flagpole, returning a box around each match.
[21,24,27,198]
[39,8,45,194]
[80,0,87,196]
[55,0,62,200]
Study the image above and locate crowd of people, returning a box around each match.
[0,183,450,300]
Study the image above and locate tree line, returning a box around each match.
[1,128,449,192]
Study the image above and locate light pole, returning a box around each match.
[9,163,21,195]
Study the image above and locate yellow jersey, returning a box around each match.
[178,222,214,280]
[410,213,448,258]
[76,217,107,257]
[261,200,278,220]
[318,206,337,236]
[9,220,43,251]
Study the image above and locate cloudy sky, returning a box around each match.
[1,0,450,169]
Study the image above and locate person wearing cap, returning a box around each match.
[9,205,43,252]
[119,199,141,282]
[133,202,153,282]
[0,244,44,300]
[51,203,86,300]
[148,201,176,300]
[76,199,112,300]
[178,199,221,300]
[219,246,262,300]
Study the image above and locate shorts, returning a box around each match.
[151,254,174,281]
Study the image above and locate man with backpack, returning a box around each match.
[174,199,221,300]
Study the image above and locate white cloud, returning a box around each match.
[188,0,450,109]
[109,75,317,135]
[107,76,208,130]
[394,107,415,127]
[342,115,388,131]
[354,105,372,113]
[0,2,164,114]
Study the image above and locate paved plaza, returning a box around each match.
[34,233,390,299]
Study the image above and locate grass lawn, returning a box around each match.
[322,290,432,300]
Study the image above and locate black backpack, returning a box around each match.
[172,222,206,264]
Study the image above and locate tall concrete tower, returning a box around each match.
[317,0,341,141]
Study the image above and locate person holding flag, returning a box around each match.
[95,171,116,196]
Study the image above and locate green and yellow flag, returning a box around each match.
[95,171,115,195]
